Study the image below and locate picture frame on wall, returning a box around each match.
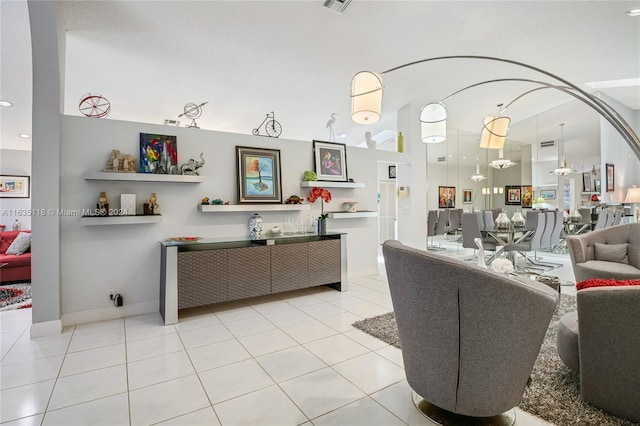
[313,140,348,182]
[521,185,533,208]
[463,189,472,204]
[583,172,592,192]
[505,185,521,205]
[139,133,178,174]
[388,165,396,179]
[594,179,601,193]
[606,163,615,192]
[438,186,456,208]
[0,175,30,198]
[236,146,282,203]
[540,189,556,200]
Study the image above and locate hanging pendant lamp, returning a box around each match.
[470,164,486,181]
[420,103,447,143]
[553,123,577,176]
[480,115,510,149]
[350,71,383,124]
[490,149,517,170]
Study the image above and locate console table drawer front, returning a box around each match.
[309,240,341,286]
[271,243,310,292]
[178,250,228,309]
[228,246,271,300]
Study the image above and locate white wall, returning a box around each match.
[0,149,32,229]
[59,115,389,324]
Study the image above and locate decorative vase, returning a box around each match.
[570,210,582,222]
[317,219,327,235]
[397,131,404,153]
[249,213,263,240]
[342,201,359,213]
[12,219,21,231]
[495,212,511,229]
[511,211,525,227]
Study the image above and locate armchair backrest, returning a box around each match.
[382,240,558,417]
[566,222,640,269]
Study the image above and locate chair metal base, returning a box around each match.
[412,392,516,426]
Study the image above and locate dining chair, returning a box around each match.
[604,209,616,227]
[448,209,463,239]
[612,209,623,226]
[593,210,608,230]
[540,211,555,249]
[550,210,564,250]
[505,211,545,267]
[482,210,495,228]
[462,213,497,262]
[435,210,449,238]
[427,210,444,251]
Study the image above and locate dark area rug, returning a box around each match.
[0,282,32,311]
[353,295,637,426]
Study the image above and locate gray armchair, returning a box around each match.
[382,240,558,423]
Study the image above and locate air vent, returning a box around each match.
[324,0,352,14]
[540,140,556,148]
[437,156,446,163]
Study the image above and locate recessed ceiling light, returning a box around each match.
[19,133,31,139]
[0,100,13,107]
[626,8,640,16]
[339,133,347,138]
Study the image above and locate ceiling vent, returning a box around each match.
[540,140,556,149]
[437,156,447,163]
[324,0,352,14]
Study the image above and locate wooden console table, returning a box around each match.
[159,233,348,324]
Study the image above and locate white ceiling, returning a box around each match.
[2,0,639,164]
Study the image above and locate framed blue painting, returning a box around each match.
[236,146,282,203]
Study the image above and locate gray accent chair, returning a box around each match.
[382,240,558,421]
[505,211,545,266]
[556,285,640,422]
[593,210,608,230]
[566,222,640,281]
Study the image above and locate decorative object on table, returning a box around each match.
[313,140,348,182]
[96,191,109,216]
[396,131,404,153]
[302,170,317,181]
[284,195,304,204]
[605,163,615,192]
[505,185,521,205]
[594,179,601,193]
[212,198,224,205]
[180,153,205,175]
[521,185,533,208]
[569,210,582,222]
[326,113,337,141]
[0,175,30,198]
[308,187,332,235]
[143,192,159,215]
[365,131,376,149]
[462,189,472,204]
[140,133,178,174]
[270,226,282,235]
[201,197,210,205]
[224,201,230,205]
[342,201,358,213]
[438,186,455,208]
[12,219,21,231]
[582,172,592,192]
[236,146,282,203]
[473,238,488,269]
[104,150,137,173]
[252,111,282,138]
[388,165,396,179]
[120,194,136,216]
[511,210,525,227]
[178,101,207,129]
[248,213,263,240]
[540,189,556,200]
[495,212,511,229]
[490,258,515,274]
[78,92,111,118]
[591,193,600,202]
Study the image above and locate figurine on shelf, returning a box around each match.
[285,195,304,204]
[212,198,224,205]
[144,192,159,215]
[180,153,205,175]
[224,200,230,205]
[201,197,210,205]
[97,191,109,216]
[104,150,137,173]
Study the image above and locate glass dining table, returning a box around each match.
[480,225,535,266]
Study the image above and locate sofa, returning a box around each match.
[566,222,640,282]
[382,240,558,423]
[556,279,640,422]
[0,230,32,283]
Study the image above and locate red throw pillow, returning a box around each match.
[577,278,640,290]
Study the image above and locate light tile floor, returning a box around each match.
[1,237,572,425]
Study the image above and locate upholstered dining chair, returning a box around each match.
[540,211,555,249]
[550,210,564,249]
[505,211,545,267]
[604,209,616,227]
[427,210,444,251]
[462,212,497,262]
[382,240,558,424]
[593,210,608,230]
[435,210,449,239]
[482,210,495,228]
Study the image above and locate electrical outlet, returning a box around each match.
[108,288,116,299]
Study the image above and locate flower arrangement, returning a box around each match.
[307,187,332,220]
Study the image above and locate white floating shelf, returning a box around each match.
[300,181,365,189]
[328,211,378,219]
[81,215,162,226]
[83,171,204,183]
[199,204,310,213]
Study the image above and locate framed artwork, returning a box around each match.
[0,175,30,198]
[313,140,348,182]
[606,163,615,192]
[140,133,178,174]
[540,189,556,200]
[236,146,282,203]
[521,185,533,208]
[505,185,521,205]
[388,165,396,179]
[438,186,456,208]
[594,179,601,193]
[583,173,592,192]
[462,189,472,204]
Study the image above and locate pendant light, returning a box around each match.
[553,123,576,176]
[480,104,510,149]
[490,149,517,170]
[420,103,447,143]
[470,163,487,181]
[350,71,383,124]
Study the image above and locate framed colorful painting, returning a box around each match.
[606,163,615,192]
[540,189,556,200]
[0,175,30,198]
[462,189,472,204]
[236,146,282,203]
[139,133,178,174]
[505,185,521,205]
[438,186,456,208]
[521,185,533,208]
[313,140,348,182]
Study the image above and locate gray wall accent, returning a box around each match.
[0,149,32,229]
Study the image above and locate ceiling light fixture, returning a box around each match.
[420,103,447,143]
[0,100,13,107]
[18,133,31,139]
[490,149,517,170]
[480,104,510,150]
[470,164,487,181]
[348,55,640,160]
[553,123,577,176]
[626,8,640,16]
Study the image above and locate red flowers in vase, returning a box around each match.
[307,187,332,220]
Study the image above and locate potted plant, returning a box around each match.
[307,187,332,235]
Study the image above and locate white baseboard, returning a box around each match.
[349,267,380,278]
[62,300,159,327]
[30,319,63,337]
